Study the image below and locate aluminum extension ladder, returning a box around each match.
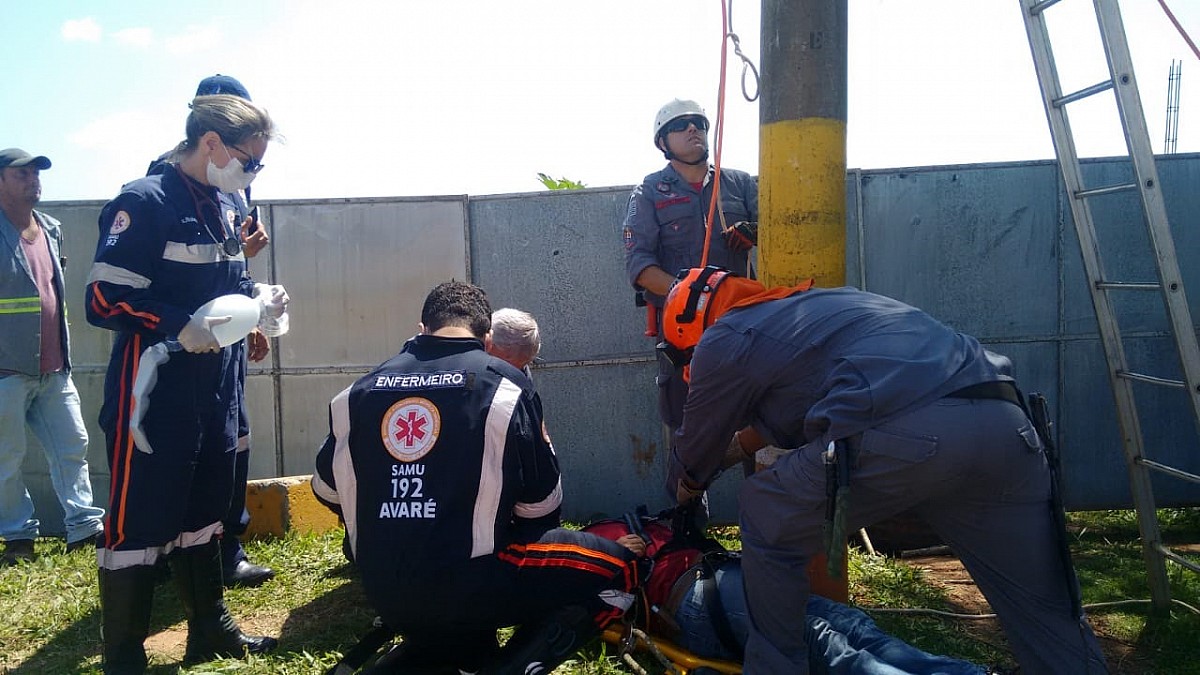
[1020,0,1200,612]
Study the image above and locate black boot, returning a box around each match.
[99,564,157,675]
[169,539,278,664]
[363,630,498,675]
[480,605,599,675]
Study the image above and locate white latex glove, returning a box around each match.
[177,314,231,353]
[253,283,289,318]
[259,311,290,337]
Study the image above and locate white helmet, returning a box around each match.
[653,99,708,145]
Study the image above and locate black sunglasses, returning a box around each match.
[664,116,709,134]
[227,141,266,174]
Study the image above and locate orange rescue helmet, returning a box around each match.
[662,266,733,352]
[662,265,817,353]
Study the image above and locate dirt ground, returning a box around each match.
[143,616,283,666]
[901,552,1162,675]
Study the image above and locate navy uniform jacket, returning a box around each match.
[311,335,563,596]
[623,164,756,307]
[85,166,253,430]
[668,287,1014,489]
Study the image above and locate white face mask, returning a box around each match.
[206,142,257,192]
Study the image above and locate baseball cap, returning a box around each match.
[0,148,51,171]
[195,74,251,100]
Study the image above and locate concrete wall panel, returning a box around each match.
[268,198,469,369]
[277,373,361,477]
[24,154,1200,534]
[858,163,1061,339]
[532,361,740,524]
[468,188,648,362]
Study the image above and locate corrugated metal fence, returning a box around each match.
[22,154,1200,531]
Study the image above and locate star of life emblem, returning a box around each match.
[381,397,441,462]
[110,211,131,234]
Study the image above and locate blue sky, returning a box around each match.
[6,0,1198,201]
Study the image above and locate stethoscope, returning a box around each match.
[175,164,241,258]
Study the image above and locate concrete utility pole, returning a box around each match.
[759,0,848,287]
[757,0,852,603]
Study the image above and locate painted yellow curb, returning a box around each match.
[242,475,340,539]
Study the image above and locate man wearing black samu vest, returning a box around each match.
[312,281,640,674]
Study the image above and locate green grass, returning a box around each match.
[2,510,1198,674]
[849,509,1200,674]
[1066,509,1200,674]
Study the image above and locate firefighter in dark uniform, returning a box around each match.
[622,98,757,433]
[660,267,1108,675]
[86,95,286,674]
[312,281,640,674]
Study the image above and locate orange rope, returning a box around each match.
[701,0,733,268]
[1156,0,1200,61]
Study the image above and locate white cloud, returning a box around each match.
[67,108,177,158]
[63,106,184,199]
[164,24,221,56]
[113,27,154,48]
[61,17,101,43]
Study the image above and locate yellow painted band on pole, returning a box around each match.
[759,117,847,288]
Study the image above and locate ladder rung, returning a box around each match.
[1157,544,1200,574]
[1053,80,1114,107]
[1095,281,1161,291]
[1138,458,1200,484]
[1117,370,1186,388]
[1029,0,1065,15]
[1075,182,1137,199]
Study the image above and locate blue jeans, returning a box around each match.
[0,370,105,543]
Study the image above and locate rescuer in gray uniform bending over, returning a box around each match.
[660,266,1108,675]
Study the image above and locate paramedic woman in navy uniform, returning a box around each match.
[86,94,289,674]
[147,74,275,589]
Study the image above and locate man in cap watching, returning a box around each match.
[0,148,105,565]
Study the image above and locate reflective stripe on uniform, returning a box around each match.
[108,334,142,550]
[162,241,243,265]
[0,296,40,314]
[88,282,162,329]
[513,477,563,519]
[87,262,152,289]
[98,521,223,570]
[472,377,522,558]
[322,386,354,555]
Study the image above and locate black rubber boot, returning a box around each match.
[363,630,498,674]
[479,604,599,675]
[362,641,460,675]
[169,539,278,663]
[99,564,157,675]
